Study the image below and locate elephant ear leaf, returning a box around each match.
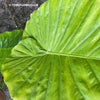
[2,0,100,100]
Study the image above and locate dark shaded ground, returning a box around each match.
[0,0,46,99]
[0,0,46,33]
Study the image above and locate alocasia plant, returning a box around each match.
[1,0,100,100]
[0,30,23,88]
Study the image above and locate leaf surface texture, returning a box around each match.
[2,0,100,100]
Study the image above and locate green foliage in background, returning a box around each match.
[1,0,100,100]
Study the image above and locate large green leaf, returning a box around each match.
[2,0,100,100]
[0,30,23,68]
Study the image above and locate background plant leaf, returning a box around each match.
[1,0,100,100]
[0,30,23,67]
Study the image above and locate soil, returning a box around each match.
[0,90,5,100]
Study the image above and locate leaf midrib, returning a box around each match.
[46,52,100,60]
[22,51,100,60]
[23,37,99,60]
